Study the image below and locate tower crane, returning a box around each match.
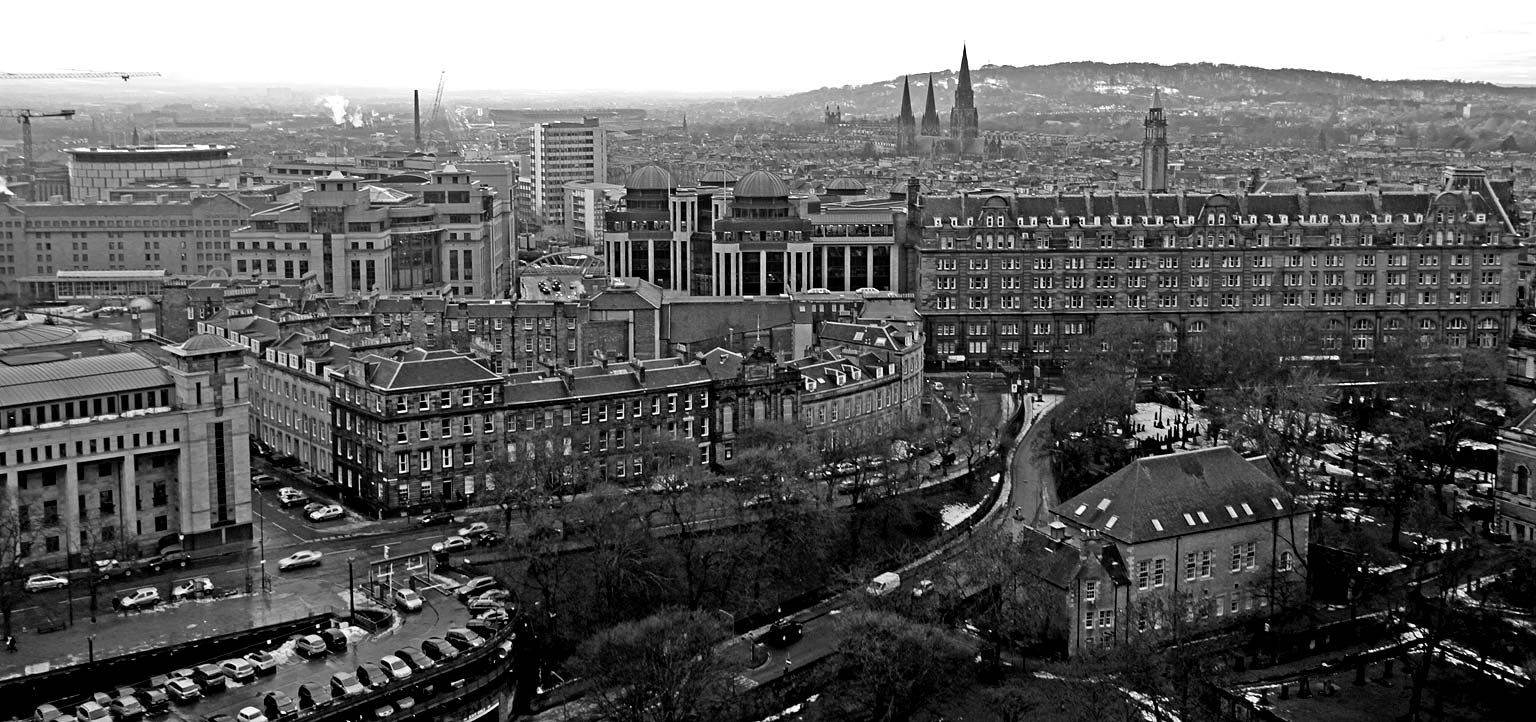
[2,109,76,200]
[0,71,161,81]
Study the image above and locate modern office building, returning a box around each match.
[532,118,606,227]
[0,327,252,567]
[562,180,624,243]
[0,193,251,300]
[67,145,242,202]
[914,166,1524,370]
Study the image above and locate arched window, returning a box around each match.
[1518,465,1530,496]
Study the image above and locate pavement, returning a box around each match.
[1005,395,1064,535]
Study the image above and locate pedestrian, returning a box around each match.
[6,635,15,652]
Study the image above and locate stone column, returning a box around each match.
[120,454,138,548]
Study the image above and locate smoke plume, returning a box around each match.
[320,95,348,125]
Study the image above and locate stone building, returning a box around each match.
[1495,407,1536,542]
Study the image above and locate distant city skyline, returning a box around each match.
[8,1,1536,94]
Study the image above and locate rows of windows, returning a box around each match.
[1,389,173,432]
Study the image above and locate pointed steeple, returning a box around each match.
[899,76,914,120]
[949,46,980,152]
[920,74,941,136]
[897,76,917,155]
[955,44,975,110]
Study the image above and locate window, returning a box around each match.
[1244,542,1257,569]
[1152,558,1167,587]
[1084,580,1098,604]
[1198,549,1214,578]
[1279,550,1294,572]
[1231,544,1244,573]
[1136,561,1151,590]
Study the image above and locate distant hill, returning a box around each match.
[691,61,1536,126]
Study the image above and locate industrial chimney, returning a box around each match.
[413,90,422,150]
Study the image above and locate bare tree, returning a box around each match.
[0,503,42,639]
[830,609,975,722]
[572,608,742,722]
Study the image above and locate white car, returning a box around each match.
[379,654,413,681]
[307,504,344,522]
[456,522,489,538]
[431,536,472,554]
[117,587,162,610]
[25,573,69,592]
[236,706,268,722]
[278,550,322,571]
[393,588,424,612]
[171,577,214,601]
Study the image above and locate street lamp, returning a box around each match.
[347,557,356,620]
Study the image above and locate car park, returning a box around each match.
[456,521,489,538]
[378,655,413,682]
[244,651,278,675]
[430,536,472,554]
[455,576,500,600]
[75,702,109,722]
[116,587,161,611]
[171,577,214,601]
[420,637,459,662]
[355,663,390,690]
[235,707,266,722]
[218,658,256,683]
[191,664,226,693]
[250,474,280,490]
[132,689,167,716]
[278,550,322,571]
[109,696,144,722]
[393,588,424,612]
[395,647,436,672]
[445,627,485,651]
[417,511,453,527]
[25,573,69,592]
[306,504,344,522]
[295,684,330,710]
[295,634,328,658]
[164,679,200,704]
[329,672,366,698]
[262,692,297,720]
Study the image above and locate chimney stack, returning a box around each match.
[1048,520,1067,542]
[1081,527,1103,562]
[413,90,422,150]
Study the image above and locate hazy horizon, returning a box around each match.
[7,0,1536,96]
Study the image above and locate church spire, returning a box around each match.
[920,74,941,136]
[955,44,975,110]
[949,45,979,153]
[896,76,917,155]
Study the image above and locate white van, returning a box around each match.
[865,571,901,596]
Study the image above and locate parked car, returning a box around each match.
[395,647,436,673]
[295,684,330,710]
[329,672,365,699]
[190,664,226,693]
[758,619,803,648]
[163,680,200,704]
[378,655,413,682]
[276,489,307,508]
[251,474,280,490]
[171,577,214,601]
[146,675,172,693]
[35,704,62,722]
[455,576,500,601]
[473,530,505,546]
[108,695,144,722]
[96,560,135,581]
[371,704,394,720]
[420,637,459,662]
[456,522,489,538]
[354,663,389,690]
[444,627,485,651]
[25,573,69,592]
[131,689,167,716]
[320,628,349,652]
[417,511,453,527]
[90,694,112,709]
[278,550,322,571]
[307,504,344,522]
[430,536,472,554]
[116,587,162,611]
[468,590,512,612]
[294,634,328,658]
[262,692,297,721]
[218,658,256,684]
[393,588,424,612]
[75,702,109,722]
[243,651,278,676]
[235,707,267,722]
[141,546,190,574]
[473,607,510,624]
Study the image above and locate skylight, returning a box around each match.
[1270,497,1284,510]
[1196,511,1210,524]
[1241,503,1254,516]
[1225,505,1238,519]
[1096,498,1111,511]
[1105,515,1119,528]
[1075,504,1088,516]
[1183,513,1196,526]
[1151,519,1164,532]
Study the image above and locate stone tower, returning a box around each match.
[1142,89,1169,192]
[896,76,917,155]
[920,74,941,137]
[949,45,980,153]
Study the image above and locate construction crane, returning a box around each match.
[0,71,161,82]
[425,71,459,156]
[3,109,76,200]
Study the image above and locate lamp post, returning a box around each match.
[347,557,356,620]
[258,488,269,593]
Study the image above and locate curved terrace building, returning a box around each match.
[67,145,241,201]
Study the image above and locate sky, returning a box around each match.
[7,0,1536,95]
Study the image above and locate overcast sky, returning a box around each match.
[8,1,1536,94]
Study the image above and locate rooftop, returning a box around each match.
[0,352,168,409]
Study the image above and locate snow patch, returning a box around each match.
[941,503,980,530]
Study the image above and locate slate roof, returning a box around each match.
[1053,446,1302,545]
[0,352,169,408]
[357,349,498,390]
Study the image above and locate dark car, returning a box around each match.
[262,692,297,721]
[190,664,226,693]
[420,637,459,663]
[444,627,485,651]
[455,576,500,601]
[473,530,505,547]
[132,689,168,716]
[295,684,331,710]
[319,628,348,653]
[354,663,390,690]
[329,673,365,699]
[417,512,453,527]
[758,619,803,648]
[395,647,436,673]
[109,696,145,722]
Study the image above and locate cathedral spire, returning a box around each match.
[896,76,917,155]
[920,74,941,136]
[955,44,975,110]
[949,46,979,153]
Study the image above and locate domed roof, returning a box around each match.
[178,334,236,353]
[0,318,77,350]
[699,169,738,186]
[733,170,789,199]
[826,177,866,193]
[625,165,674,191]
